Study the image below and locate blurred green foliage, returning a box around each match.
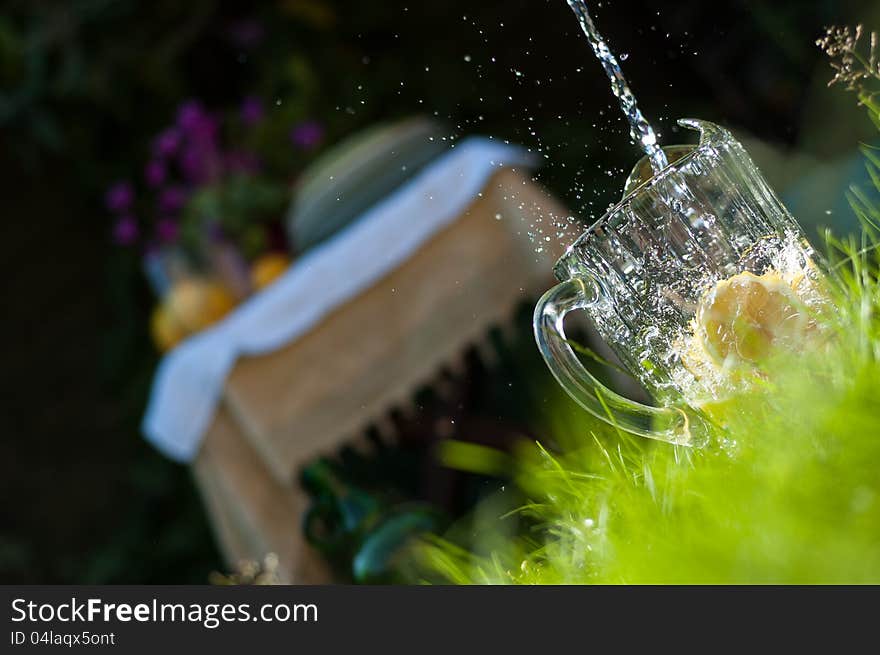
[182,176,288,258]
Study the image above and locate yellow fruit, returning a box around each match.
[167,278,236,333]
[150,303,187,353]
[251,253,291,291]
[696,271,807,366]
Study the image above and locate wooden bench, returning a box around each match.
[192,167,567,582]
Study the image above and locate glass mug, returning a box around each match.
[533,119,819,446]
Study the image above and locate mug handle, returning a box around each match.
[534,276,710,446]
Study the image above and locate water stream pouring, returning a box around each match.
[566,0,668,174]
[533,4,825,446]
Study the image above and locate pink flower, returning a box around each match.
[145,160,166,188]
[112,215,139,245]
[105,182,134,213]
[290,121,324,150]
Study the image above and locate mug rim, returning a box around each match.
[554,118,733,278]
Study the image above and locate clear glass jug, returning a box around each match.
[534,119,822,446]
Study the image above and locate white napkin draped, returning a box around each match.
[142,137,536,462]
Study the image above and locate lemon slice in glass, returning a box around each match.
[696,271,808,367]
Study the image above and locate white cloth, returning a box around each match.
[142,137,536,461]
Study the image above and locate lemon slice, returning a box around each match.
[696,271,808,367]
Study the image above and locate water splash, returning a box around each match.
[566,1,668,174]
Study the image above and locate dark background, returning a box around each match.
[0,0,872,583]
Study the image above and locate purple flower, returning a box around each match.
[174,102,221,183]
[144,160,166,188]
[158,186,188,214]
[153,128,181,159]
[155,218,179,244]
[290,121,324,150]
[179,147,205,184]
[112,215,139,245]
[240,96,264,126]
[192,115,219,144]
[104,181,134,213]
[177,100,206,131]
[177,101,219,145]
[179,144,222,185]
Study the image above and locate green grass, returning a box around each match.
[421,230,880,584]
[418,107,880,586]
